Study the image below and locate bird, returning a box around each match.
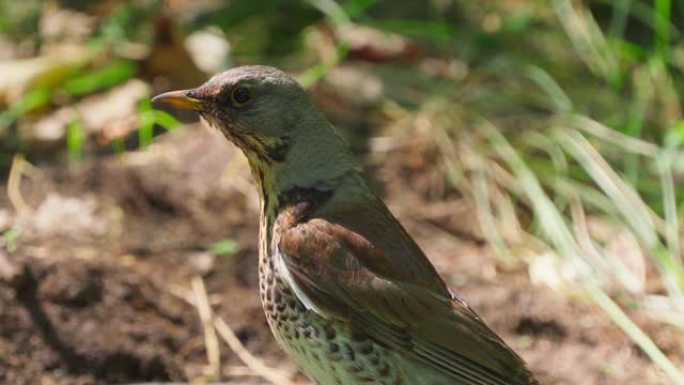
[152,65,539,385]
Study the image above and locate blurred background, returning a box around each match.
[1,0,683,384]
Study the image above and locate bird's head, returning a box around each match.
[153,65,361,198]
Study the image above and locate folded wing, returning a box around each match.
[276,199,538,385]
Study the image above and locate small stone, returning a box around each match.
[188,251,215,275]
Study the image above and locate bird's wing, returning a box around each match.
[275,199,537,385]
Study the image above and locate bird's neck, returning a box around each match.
[247,121,366,259]
[249,152,367,263]
[249,155,279,268]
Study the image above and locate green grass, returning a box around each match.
[361,1,684,382]
[66,118,84,162]
[62,59,137,97]
[137,98,155,150]
[208,239,240,257]
[1,226,22,253]
[439,2,683,381]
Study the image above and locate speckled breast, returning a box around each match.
[258,248,406,385]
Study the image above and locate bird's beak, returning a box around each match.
[151,90,204,111]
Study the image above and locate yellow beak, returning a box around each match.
[151,90,204,110]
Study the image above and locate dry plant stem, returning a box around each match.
[224,364,264,377]
[480,119,684,384]
[557,118,669,236]
[170,282,296,385]
[656,154,682,266]
[569,197,644,293]
[472,169,514,263]
[568,198,610,274]
[562,115,658,157]
[556,129,684,304]
[7,154,32,217]
[214,317,296,385]
[191,276,221,380]
[175,335,205,362]
[555,128,667,239]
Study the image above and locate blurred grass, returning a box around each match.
[410,1,683,382]
[66,118,84,162]
[62,59,137,96]
[208,238,240,257]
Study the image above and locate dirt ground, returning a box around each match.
[0,125,680,385]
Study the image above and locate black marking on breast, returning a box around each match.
[276,187,334,227]
[279,186,333,206]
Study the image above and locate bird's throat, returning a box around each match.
[248,154,280,272]
[246,154,279,211]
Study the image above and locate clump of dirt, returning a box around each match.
[0,125,679,384]
[0,257,192,384]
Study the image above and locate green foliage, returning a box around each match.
[137,98,155,150]
[202,0,322,57]
[63,60,137,97]
[151,110,182,131]
[0,88,52,129]
[208,239,240,257]
[94,0,158,44]
[66,118,84,162]
[1,226,22,253]
[0,59,135,135]
[137,100,181,150]
[0,0,41,40]
[347,1,683,381]
[367,19,454,41]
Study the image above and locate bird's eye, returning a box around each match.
[231,87,251,106]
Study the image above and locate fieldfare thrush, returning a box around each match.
[153,65,539,385]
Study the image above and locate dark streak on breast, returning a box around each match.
[275,187,334,227]
[279,187,333,209]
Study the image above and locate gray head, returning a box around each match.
[153,65,361,195]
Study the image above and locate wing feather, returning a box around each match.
[276,201,538,385]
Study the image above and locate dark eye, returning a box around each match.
[231,87,251,106]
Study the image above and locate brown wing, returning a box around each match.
[276,197,538,385]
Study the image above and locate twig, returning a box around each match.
[7,154,31,217]
[224,364,262,377]
[170,282,296,385]
[472,168,514,263]
[214,317,296,385]
[191,276,221,381]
